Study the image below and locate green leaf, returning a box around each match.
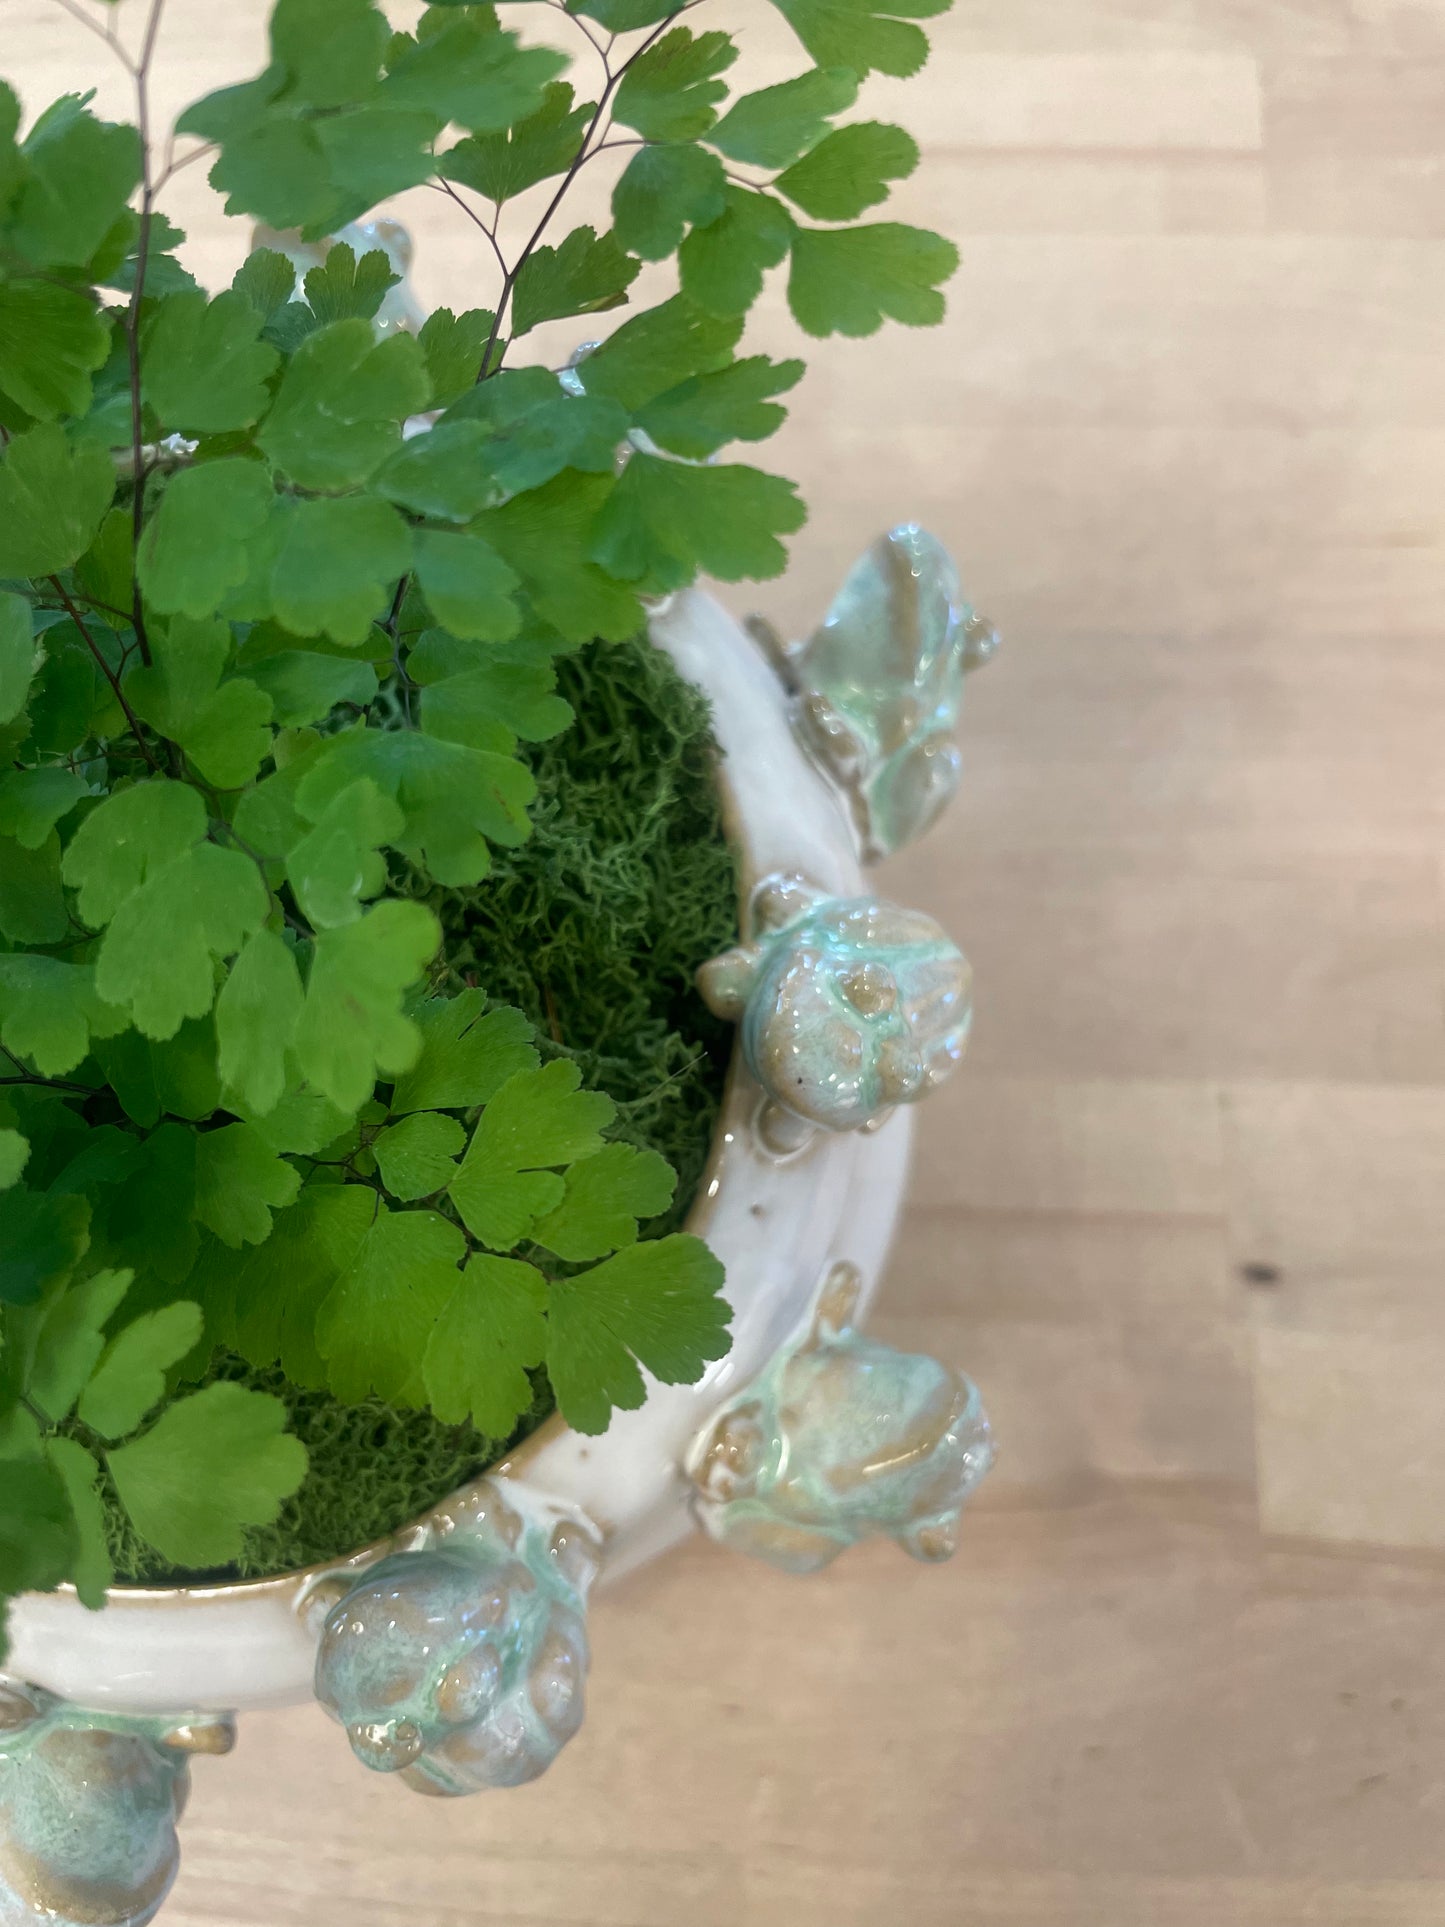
[532,1142,676,1262]
[613,28,737,143]
[510,226,640,338]
[22,1267,131,1420]
[232,246,298,321]
[768,0,949,79]
[372,421,500,522]
[94,843,269,1039]
[423,1254,546,1433]
[612,144,727,261]
[0,833,69,944]
[417,308,498,407]
[272,0,389,106]
[0,770,87,851]
[0,956,127,1078]
[295,725,535,888]
[126,615,274,789]
[678,187,794,317]
[0,424,116,578]
[416,650,573,754]
[0,592,38,727]
[8,97,142,270]
[709,68,857,168]
[390,992,538,1115]
[142,291,280,434]
[44,1436,112,1607]
[136,461,277,621]
[292,898,439,1111]
[382,12,565,133]
[256,320,430,491]
[95,1122,198,1285]
[311,106,442,231]
[373,1111,465,1201]
[546,1233,730,1433]
[412,530,521,641]
[241,649,378,728]
[637,355,805,458]
[788,221,958,336]
[591,452,806,589]
[474,473,643,643]
[443,374,630,496]
[0,280,111,421]
[62,777,206,928]
[200,113,336,234]
[195,1184,372,1387]
[441,83,591,204]
[0,1130,28,1190]
[315,1203,465,1404]
[448,1060,613,1250]
[106,1381,308,1568]
[194,1123,301,1249]
[579,295,741,410]
[0,1456,75,1601]
[0,1188,89,1307]
[571,0,684,28]
[270,495,413,645]
[216,928,305,1116]
[776,120,919,219]
[286,775,403,928]
[76,1301,205,1440]
[302,241,398,323]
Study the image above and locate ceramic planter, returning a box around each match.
[1,534,997,1925]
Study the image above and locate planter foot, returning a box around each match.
[754,524,999,861]
[699,874,972,1142]
[0,1679,232,1926]
[311,1478,601,1796]
[687,1261,994,1573]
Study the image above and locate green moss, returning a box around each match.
[103,633,739,1586]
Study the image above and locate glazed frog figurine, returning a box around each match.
[0,1680,233,1927]
[698,872,972,1153]
[310,1478,600,1797]
[688,1261,994,1573]
[750,524,999,862]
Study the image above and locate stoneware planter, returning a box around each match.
[0,260,999,1923]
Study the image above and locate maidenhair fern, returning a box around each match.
[0,0,958,1648]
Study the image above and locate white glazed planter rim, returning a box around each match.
[7,587,918,1714]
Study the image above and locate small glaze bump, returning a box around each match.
[698,875,971,1145]
[688,1262,994,1573]
[756,525,999,861]
[0,1684,233,1927]
[312,1479,601,1797]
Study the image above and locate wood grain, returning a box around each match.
[7,0,1445,1917]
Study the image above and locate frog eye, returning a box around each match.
[697,1407,770,1501]
[876,1036,925,1104]
[838,961,898,1017]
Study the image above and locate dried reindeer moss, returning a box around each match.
[104,633,739,1584]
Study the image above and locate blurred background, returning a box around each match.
[10,0,1445,1919]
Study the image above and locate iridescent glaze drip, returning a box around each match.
[688,1262,994,1572]
[310,1478,601,1797]
[0,1681,233,1927]
[698,873,971,1152]
[751,525,998,861]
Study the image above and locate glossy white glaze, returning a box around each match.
[6,592,915,1714]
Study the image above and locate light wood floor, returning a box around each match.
[10,0,1445,1919]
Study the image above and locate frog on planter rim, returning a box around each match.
[310,1479,600,1798]
[688,1261,994,1573]
[698,872,972,1154]
[0,1680,232,1927]
[750,525,999,862]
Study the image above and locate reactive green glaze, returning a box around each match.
[689,1263,994,1573]
[0,1681,232,1927]
[698,875,971,1146]
[770,525,998,861]
[312,1479,600,1796]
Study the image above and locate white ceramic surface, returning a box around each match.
[7,591,916,1715]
